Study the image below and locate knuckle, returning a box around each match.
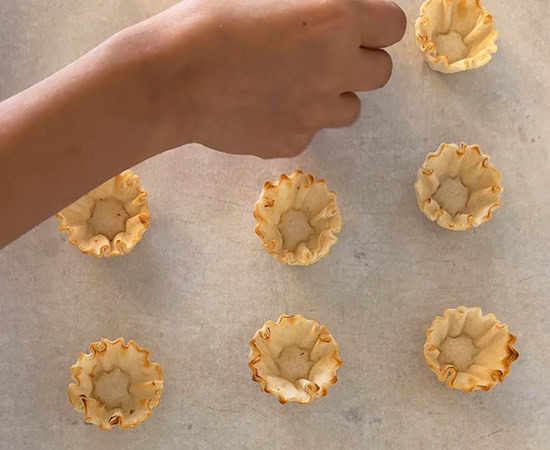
[270,133,312,158]
[378,51,393,87]
[341,98,361,125]
[294,103,324,130]
[348,97,361,121]
[311,0,353,26]
[395,6,408,40]
[319,0,348,13]
[292,132,315,154]
[382,3,407,46]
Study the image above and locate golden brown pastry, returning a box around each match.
[249,315,342,404]
[57,170,150,257]
[68,338,163,429]
[253,171,342,265]
[424,306,518,392]
[414,143,502,230]
[415,0,498,73]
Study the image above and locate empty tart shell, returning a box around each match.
[414,143,502,231]
[424,306,518,392]
[253,171,342,266]
[249,315,342,404]
[57,170,150,257]
[68,338,164,430]
[415,0,498,73]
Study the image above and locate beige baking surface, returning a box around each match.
[0,0,548,448]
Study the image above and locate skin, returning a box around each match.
[0,0,406,248]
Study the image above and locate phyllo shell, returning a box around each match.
[68,338,164,429]
[253,171,342,266]
[424,306,518,392]
[414,143,501,231]
[57,170,149,257]
[415,0,498,73]
[249,315,342,404]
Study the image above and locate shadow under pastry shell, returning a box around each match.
[249,315,342,404]
[424,306,518,392]
[56,170,150,257]
[414,142,502,231]
[415,0,498,73]
[68,337,164,430]
[253,171,342,266]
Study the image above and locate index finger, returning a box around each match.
[355,0,407,48]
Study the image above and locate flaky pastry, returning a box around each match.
[414,143,501,230]
[57,171,150,257]
[415,0,498,73]
[253,171,342,266]
[68,338,164,430]
[424,306,518,392]
[249,315,342,404]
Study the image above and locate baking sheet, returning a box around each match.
[1,0,548,448]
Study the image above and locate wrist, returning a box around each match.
[112,19,203,154]
[93,29,171,161]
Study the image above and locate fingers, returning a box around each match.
[262,93,362,159]
[299,92,361,131]
[287,132,315,156]
[355,0,407,48]
[322,92,362,128]
[259,131,315,159]
[342,47,393,92]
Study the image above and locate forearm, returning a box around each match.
[0,28,166,247]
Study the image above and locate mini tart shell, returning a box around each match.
[57,170,150,257]
[68,337,164,430]
[424,306,518,392]
[253,171,342,266]
[249,315,342,404]
[415,0,498,73]
[414,143,502,231]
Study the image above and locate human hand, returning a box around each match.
[132,0,406,158]
[0,0,405,246]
